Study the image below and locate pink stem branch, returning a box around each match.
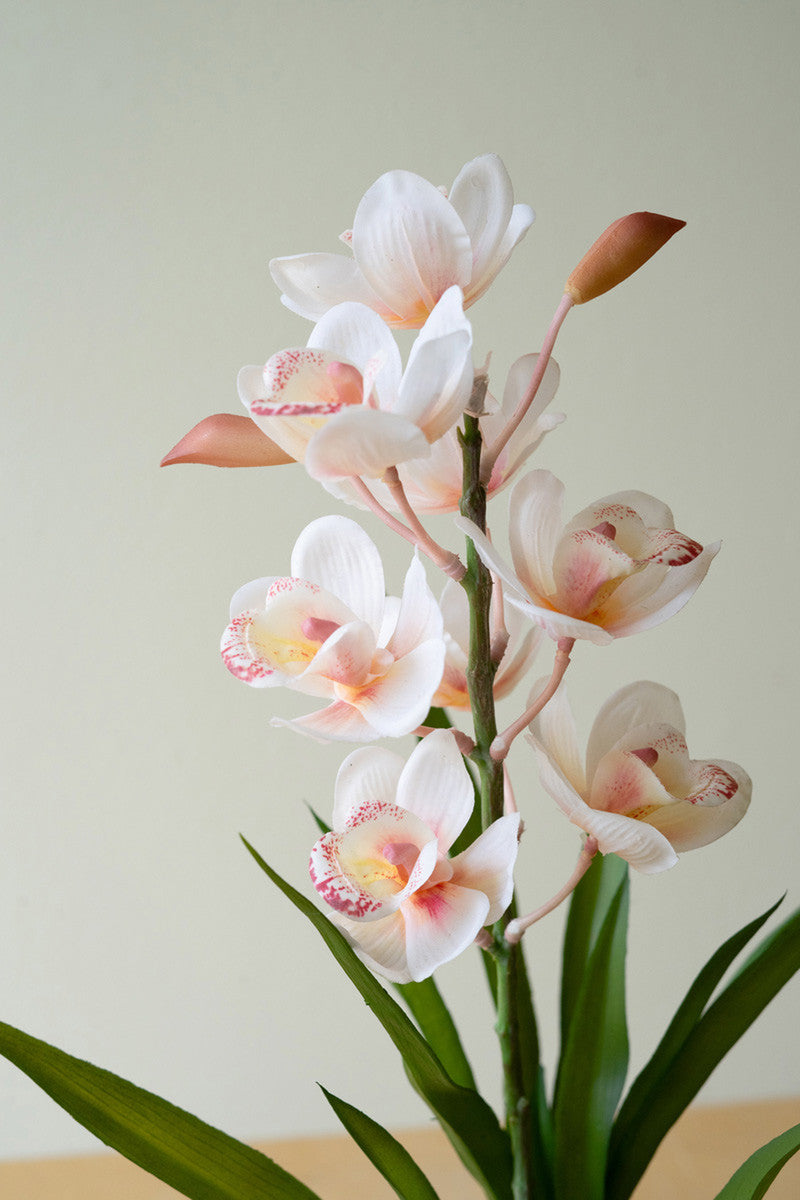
[490,636,575,761]
[481,293,573,485]
[505,837,599,944]
[383,467,465,580]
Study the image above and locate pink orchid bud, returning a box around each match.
[160,413,294,468]
[564,212,685,304]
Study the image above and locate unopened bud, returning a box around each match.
[565,212,685,304]
[160,413,294,468]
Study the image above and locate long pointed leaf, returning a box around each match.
[610,897,784,1166]
[396,978,476,1091]
[242,838,512,1200]
[321,1086,442,1200]
[712,1122,800,1200]
[0,1021,321,1200]
[606,904,800,1200]
[553,870,630,1200]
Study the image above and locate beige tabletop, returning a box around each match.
[1,1099,798,1199]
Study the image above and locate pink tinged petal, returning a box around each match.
[334,908,413,982]
[529,679,586,794]
[337,639,446,738]
[450,813,521,923]
[397,286,474,441]
[598,541,720,638]
[237,365,317,463]
[386,555,444,659]
[160,413,295,468]
[395,730,475,853]
[290,515,385,632]
[309,812,439,922]
[402,882,491,981]
[586,681,686,784]
[229,576,279,620]
[332,746,405,831]
[221,610,281,688]
[269,252,398,323]
[499,353,561,429]
[396,432,464,513]
[552,528,638,619]
[271,700,378,743]
[305,407,430,480]
[569,491,675,539]
[453,517,533,608]
[439,578,470,652]
[255,348,357,418]
[641,527,704,566]
[509,470,565,599]
[353,171,472,324]
[303,620,377,687]
[588,747,675,817]
[494,614,545,699]
[447,154,514,290]
[307,301,403,406]
[645,759,751,852]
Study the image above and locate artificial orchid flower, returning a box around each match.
[220,515,445,742]
[309,730,520,981]
[528,680,751,873]
[455,470,718,645]
[270,153,534,329]
[237,287,473,482]
[432,578,545,709]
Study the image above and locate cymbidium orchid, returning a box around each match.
[237,286,473,483]
[309,730,520,982]
[220,515,445,741]
[433,578,545,709]
[270,153,534,329]
[456,469,719,645]
[527,680,751,873]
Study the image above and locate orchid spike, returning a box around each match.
[309,730,520,981]
[456,469,718,645]
[528,680,751,873]
[270,153,534,329]
[220,516,445,741]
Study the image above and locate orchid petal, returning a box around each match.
[305,407,430,480]
[586,681,686,784]
[160,413,294,468]
[403,883,490,981]
[386,555,444,659]
[334,908,412,982]
[397,286,474,441]
[353,170,472,323]
[552,528,638,619]
[395,729,474,854]
[269,252,398,323]
[303,620,376,687]
[271,699,377,742]
[569,490,675,536]
[645,759,751,851]
[220,610,282,688]
[308,302,403,407]
[290,515,385,633]
[508,469,564,598]
[599,541,719,637]
[588,746,676,815]
[337,639,446,738]
[238,365,320,463]
[450,813,520,923]
[448,154,514,291]
[529,679,586,794]
[228,576,279,620]
[332,747,406,831]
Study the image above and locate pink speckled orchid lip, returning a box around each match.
[527,680,751,874]
[309,731,521,982]
[270,153,534,329]
[220,515,446,743]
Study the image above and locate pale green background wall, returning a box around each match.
[2,0,798,1160]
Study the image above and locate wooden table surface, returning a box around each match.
[1,1099,798,1199]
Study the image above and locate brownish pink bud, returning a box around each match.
[565,212,686,304]
[160,413,294,468]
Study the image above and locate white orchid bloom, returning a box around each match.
[237,287,473,482]
[432,579,545,710]
[456,470,719,645]
[270,153,534,330]
[309,730,520,981]
[528,681,751,873]
[221,516,445,742]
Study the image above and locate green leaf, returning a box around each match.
[0,1020,321,1200]
[712,1122,800,1200]
[321,1086,442,1200]
[606,903,800,1200]
[553,869,630,1200]
[396,977,476,1091]
[305,803,330,836]
[242,838,513,1200]
[610,897,784,1173]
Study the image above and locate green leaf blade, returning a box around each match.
[321,1086,442,1200]
[0,1021,321,1200]
[396,977,476,1091]
[712,1122,800,1200]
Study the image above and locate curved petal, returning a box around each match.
[439,577,470,652]
[305,407,430,480]
[397,432,464,513]
[586,681,686,784]
[228,576,279,620]
[645,758,751,851]
[509,470,565,599]
[334,908,412,981]
[500,353,561,427]
[453,517,532,609]
[307,301,403,407]
[552,528,638,619]
[450,813,520,923]
[353,170,472,323]
[386,554,444,659]
[271,699,377,742]
[599,541,720,637]
[238,364,321,462]
[529,679,586,794]
[403,882,490,981]
[588,746,675,815]
[448,153,514,290]
[290,515,385,633]
[569,490,675,536]
[332,746,406,831]
[397,286,474,440]
[303,620,376,687]
[160,413,294,468]
[395,730,475,853]
[221,610,282,688]
[269,252,398,323]
[337,639,446,738]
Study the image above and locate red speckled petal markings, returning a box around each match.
[220,611,276,686]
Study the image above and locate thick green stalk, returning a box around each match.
[459,414,533,1200]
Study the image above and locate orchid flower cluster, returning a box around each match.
[165,153,748,987]
[4,154,797,1200]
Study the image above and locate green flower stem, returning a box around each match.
[459,412,533,1200]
